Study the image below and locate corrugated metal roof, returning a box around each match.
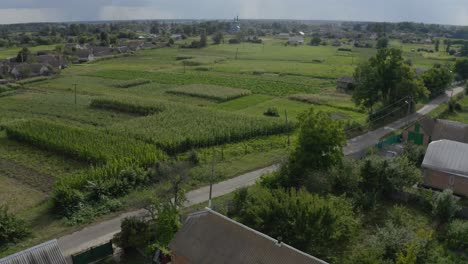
[0,240,67,264]
[169,208,328,264]
[432,119,468,143]
[422,140,468,178]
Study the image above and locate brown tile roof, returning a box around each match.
[169,208,327,264]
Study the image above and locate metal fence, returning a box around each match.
[72,242,113,264]
[376,134,402,150]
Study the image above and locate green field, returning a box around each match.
[0,37,451,254]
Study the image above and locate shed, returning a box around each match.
[422,140,468,197]
[336,76,355,91]
[0,240,67,264]
[169,208,327,264]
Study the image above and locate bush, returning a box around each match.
[228,38,240,44]
[338,48,352,52]
[445,219,468,251]
[114,216,155,250]
[263,107,280,117]
[0,206,30,248]
[431,189,461,223]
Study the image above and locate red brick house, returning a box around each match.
[169,208,327,264]
[402,117,435,145]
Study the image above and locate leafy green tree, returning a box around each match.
[16,47,31,63]
[434,39,440,52]
[421,64,453,98]
[431,189,461,223]
[229,186,359,261]
[462,41,468,57]
[281,109,345,188]
[100,31,110,46]
[353,48,428,113]
[199,29,207,48]
[310,33,321,46]
[445,40,452,53]
[0,206,30,248]
[376,36,389,49]
[454,58,468,80]
[212,31,224,45]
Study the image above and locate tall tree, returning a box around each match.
[376,36,389,49]
[454,59,468,80]
[421,64,453,98]
[212,31,224,45]
[353,48,428,113]
[280,109,345,188]
[16,47,31,63]
[435,39,440,52]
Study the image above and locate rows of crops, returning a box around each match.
[166,84,251,102]
[113,79,151,88]
[85,70,331,96]
[90,98,165,116]
[3,119,165,166]
[106,100,292,154]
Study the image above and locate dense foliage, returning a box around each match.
[353,48,428,114]
[444,219,468,251]
[431,189,462,223]
[166,84,251,102]
[455,59,468,80]
[276,109,345,188]
[0,206,30,249]
[229,186,359,262]
[421,64,453,98]
[3,119,164,165]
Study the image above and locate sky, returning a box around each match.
[0,0,467,26]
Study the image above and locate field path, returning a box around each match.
[57,86,464,257]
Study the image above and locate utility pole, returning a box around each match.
[208,148,216,208]
[235,48,239,60]
[285,110,290,146]
[73,83,77,105]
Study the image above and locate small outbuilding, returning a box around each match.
[0,239,67,264]
[336,76,355,91]
[421,140,468,197]
[169,208,327,264]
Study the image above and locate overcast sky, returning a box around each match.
[0,0,467,25]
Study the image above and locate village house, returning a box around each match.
[169,208,327,264]
[0,240,67,264]
[422,140,468,197]
[288,36,305,45]
[10,63,50,79]
[278,33,290,38]
[92,46,115,58]
[73,49,94,63]
[336,76,355,91]
[403,118,468,146]
[36,55,65,69]
[127,41,144,51]
[170,34,183,40]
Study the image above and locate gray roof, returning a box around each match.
[432,119,468,143]
[0,240,67,264]
[169,208,327,264]
[422,140,468,178]
[417,116,436,135]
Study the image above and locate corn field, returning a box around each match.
[90,98,165,116]
[166,84,251,102]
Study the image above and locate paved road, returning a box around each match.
[58,87,463,257]
[58,165,279,256]
[344,87,464,156]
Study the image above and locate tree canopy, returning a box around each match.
[353,48,428,113]
[454,58,468,80]
[421,64,453,98]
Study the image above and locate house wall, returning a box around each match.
[423,169,468,197]
[402,124,431,145]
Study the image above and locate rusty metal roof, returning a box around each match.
[0,240,67,264]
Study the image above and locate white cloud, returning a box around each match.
[0,8,63,24]
[99,6,175,20]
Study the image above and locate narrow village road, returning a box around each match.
[58,87,464,257]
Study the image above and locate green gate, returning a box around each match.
[408,131,424,145]
[72,242,113,264]
[376,134,402,150]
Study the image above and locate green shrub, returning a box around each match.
[175,56,193,61]
[0,206,30,248]
[445,219,468,251]
[431,189,461,223]
[263,107,280,117]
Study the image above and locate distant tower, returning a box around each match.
[230,15,241,33]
